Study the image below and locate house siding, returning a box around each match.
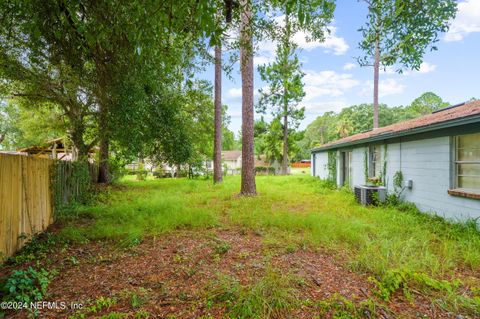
[312,135,480,222]
[351,147,366,188]
[312,152,328,179]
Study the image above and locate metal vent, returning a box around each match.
[354,185,386,205]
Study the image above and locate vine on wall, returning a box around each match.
[364,149,369,183]
[51,160,92,212]
[381,144,388,186]
[327,151,337,186]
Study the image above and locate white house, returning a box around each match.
[311,100,480,222]
[221,151,282,175]
[222,150,242,174]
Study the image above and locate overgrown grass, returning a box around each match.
[225,176,480,277]
[5,174,476,317]
[207,269,298,319]
[58,177,220,244]
[58,175,480,277]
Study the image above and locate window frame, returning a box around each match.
[453,133,480,192]
[368,144,383,179]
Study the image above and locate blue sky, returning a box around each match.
[199,0,480,135]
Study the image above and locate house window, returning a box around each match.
[369,145,382,178]
[455,133,480,192]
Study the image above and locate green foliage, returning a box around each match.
[36,175,480,317]
[300,93,451,153]
[358,1,457,72]
[408,92,450,116]
[369,269,480,316]
[256,11,306,166]
[0,100,67,150]
[364,149,369,183]
[255,166,276,175]
[153,166,167,179]
[226,269,298,319]
[317,294,382,318]
[107,156,128,183]
[57,177,219,244]
[68,297,117,319]
[393,171,403,191]
[1,267,54,304]
[5,233,62,265]
[370,269,456,302]
[207,270,298,318]
[212,239,231,255]
[52,160,92,210]
[207,274,240,307]
[327,151,337,185]
[254,117,282,163]
[136,162,148,181]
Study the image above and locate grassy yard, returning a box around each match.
[2,175,480,318]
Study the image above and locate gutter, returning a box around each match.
[311,114,480,153]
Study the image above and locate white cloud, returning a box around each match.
[292,26,349,55]
[445,0,480,41]
[343,63,356,71]
[227,87,242,98]
[303,70,359,100]
[361,78,405,98]
[254,21,349,66]
[303,100,348,114]
[417,62,437,74]
[253,55,275,66]
[380,65,397,74]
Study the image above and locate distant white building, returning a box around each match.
[221,151,281,175]
[222,150,242,174]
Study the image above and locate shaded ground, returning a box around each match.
[2,228,471,318]
[1,176,479,318]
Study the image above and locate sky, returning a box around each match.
[198,0,480,136]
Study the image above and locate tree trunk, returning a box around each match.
[373,36,380,129]
[69,120,89,161]
[239,0,256,196]
[280,11,290,175]
[213,44,223,183]
[282,113,288,175]
[98,101,109,183]
[98,136,109,183]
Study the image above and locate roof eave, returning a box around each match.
[311,114,480,153]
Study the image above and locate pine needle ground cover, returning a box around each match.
[2,175,479,318]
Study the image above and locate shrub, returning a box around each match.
[153,166,166,178]
[108,157,128,183]
[1,267,54,303]
[255,166,275,175]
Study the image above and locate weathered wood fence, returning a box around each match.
[0,154,53,259]
[0,153,97,259]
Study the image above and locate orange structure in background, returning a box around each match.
[291,161,311,168]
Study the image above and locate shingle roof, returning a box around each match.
[222,150,242,161]
[313,100,480,152]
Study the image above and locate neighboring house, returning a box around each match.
[222,151,242,174]
[254,154,282,175]
[311,100,480,222]
[221,151,281,175]
[17,138,96,161]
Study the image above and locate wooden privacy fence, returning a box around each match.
[0,154,53,260]
[0,153,97,260]
[52,160,97,207]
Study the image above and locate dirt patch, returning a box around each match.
[2,228,468,318]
